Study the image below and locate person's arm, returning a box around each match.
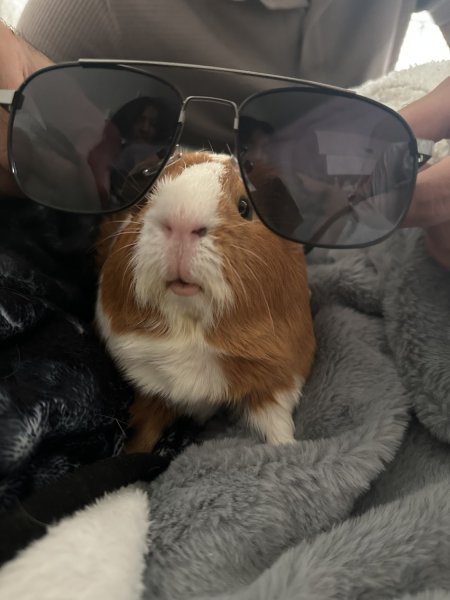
[400,77,450,269]
[0,21,51,196]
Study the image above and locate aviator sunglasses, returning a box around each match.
[0,60,434,249]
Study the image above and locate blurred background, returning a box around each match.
[1,1,449,74]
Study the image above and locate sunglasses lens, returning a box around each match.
[238,89,416,247]
[10,65,182,213]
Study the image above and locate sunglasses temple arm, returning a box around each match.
[416,138,435,168]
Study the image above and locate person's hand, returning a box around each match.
[0,21,51,196]
[400,77,450,269]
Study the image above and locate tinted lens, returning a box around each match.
[9,65,182,213]
[238,88,417,248]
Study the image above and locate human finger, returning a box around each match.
[402,156,450,228]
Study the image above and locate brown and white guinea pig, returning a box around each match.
[95,151,316,453]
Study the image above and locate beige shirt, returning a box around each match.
[18,0,450,87]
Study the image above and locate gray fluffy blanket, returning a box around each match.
[140,229,450,600]
[1,64,450,600]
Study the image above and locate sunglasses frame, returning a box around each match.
[0,60,433,249]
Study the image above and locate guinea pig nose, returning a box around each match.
[161,221,208,239]
[192,226,208,237]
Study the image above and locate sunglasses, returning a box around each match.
[0,60,433,249]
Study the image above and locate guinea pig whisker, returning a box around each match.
[123,256,142,308]
[123,262,135,307]
[222,254,249,306]
[222,226,249,234]
[259,287,275,335]
[90,228,141,255]
[121,178,147,196]
[107,228,142,238]
[98,228,142,245]
[100,218,140,230]
[227,243,268,270]
[106,240,138,263]
[236,258,276,335]
[105,218,136,225]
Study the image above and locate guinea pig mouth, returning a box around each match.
[166,278,202,297]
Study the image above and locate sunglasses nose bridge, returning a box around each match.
[179,95,239,132]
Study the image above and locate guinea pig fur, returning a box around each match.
[96,151,316,453]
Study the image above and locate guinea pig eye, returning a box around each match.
[237,197,252,220]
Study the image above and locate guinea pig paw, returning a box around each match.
[265,430,296,446]
[246,405,296,446]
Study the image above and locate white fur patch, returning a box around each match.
[96,305,229,419]
[246,377,304,444]
[131,159,234,328]
[0,487,150,600]
[148,160,225,230]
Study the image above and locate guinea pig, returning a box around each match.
[95,151,316,453]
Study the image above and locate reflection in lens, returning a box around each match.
[238,89,416,248]
[10,65,182,213]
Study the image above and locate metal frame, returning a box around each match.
[77,58,351,93]
[0,59,433,249]
[0,58,353,111]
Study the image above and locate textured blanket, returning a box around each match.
[1,62,450,599]
[0,198,131,508]
[0,198,196,511]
